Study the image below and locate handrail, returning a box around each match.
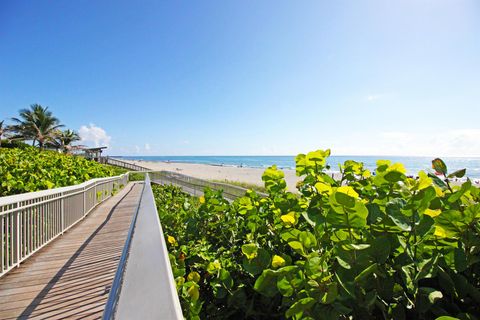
[0,172,129,278]
[104,157,149,172]
[150,170,268,200]
[103,180,145,320]
[104,174,184,319]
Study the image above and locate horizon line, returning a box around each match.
[109,154,480,159]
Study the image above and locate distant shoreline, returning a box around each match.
[113,155,480,180]
[118,157,480,187]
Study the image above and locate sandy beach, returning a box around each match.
[119,159,479,191]
[120,159,303,192]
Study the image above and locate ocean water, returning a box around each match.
[116,155,480,179]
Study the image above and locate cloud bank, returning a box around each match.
[334,129,480,157]
[79,124,111,147]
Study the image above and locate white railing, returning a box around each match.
[150,171,267,200]
[0,167,262,318]
[104,174,183,320]
[0,173,129,278]
[103,157,149,172]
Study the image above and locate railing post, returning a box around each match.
[83,186,86,215]
[61,193,65,234]
[15,211,20,267]
[94,183,97,205]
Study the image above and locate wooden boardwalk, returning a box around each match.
[0,182,143,320]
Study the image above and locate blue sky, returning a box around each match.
[1,1,479,156]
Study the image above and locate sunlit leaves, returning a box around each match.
[153,151,478,320]
[280,212,297,226]
[0,148,120,196]
[272,255,286,268]
[262,165,286,194]
[424,208,441,218]
[295,149,331,176]
[241,243,258,260]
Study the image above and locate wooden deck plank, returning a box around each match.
[0,182,142,320]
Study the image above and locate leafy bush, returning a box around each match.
[211,179,267,193]
[129,172,146,181]
[156,150,480,320]
[0,147,120,196]
[0,140,30,149]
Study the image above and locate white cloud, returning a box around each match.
[335,129,480,157]
[135,145,140,153]
[79,124,111,147]
[145,143,151,151]
[366,94,381,101]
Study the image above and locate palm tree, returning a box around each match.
[11,104,64,149]
[0,120,9,148]
[49,129,82,153]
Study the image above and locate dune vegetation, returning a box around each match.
[0,147,124,196]
[155,150,480,320]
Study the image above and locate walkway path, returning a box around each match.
[0,182,143,320]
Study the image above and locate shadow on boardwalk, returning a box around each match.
[0,183,142,320]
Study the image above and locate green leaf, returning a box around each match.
[262,165,286,194]
[447,168,466,179]
[277,276,294,297]
[448,180,471,203]
[384,170,405,182]
[465,204,480,222]
[285,297,316,318]
[45,180,55,189]
[420,287,443,304]
[241,243,258,260]
[288,241,305,255]
[435,210,464,238]
[320,282,338,304]
[219,269,233,289]
[243,248,271,275]
[354,264,378,283]
[428,173,447,189]
[342,243,370,251]
[416,171,433,190]
[327,201,368,229]
[386,199,411,231]
[334,191,356,208]
[299,231,317,250]
[254,269,278,297]
[432,158,448,176]
[281,229,301,242]
[415,255,439,282]
[305,257,324,277]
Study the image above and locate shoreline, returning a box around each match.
[120,159,305,192]
[141,159,297,171]
[119,159,479,189]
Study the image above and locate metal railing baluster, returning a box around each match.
[0,173,129,278]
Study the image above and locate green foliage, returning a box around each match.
[128,172,146,181]
[211,179,266,193]
[154,150,480,319]
[0,148,120,196]
[0,140,30,149]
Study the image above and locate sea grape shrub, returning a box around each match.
[0,147,119,196]
[156,150,480,320]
